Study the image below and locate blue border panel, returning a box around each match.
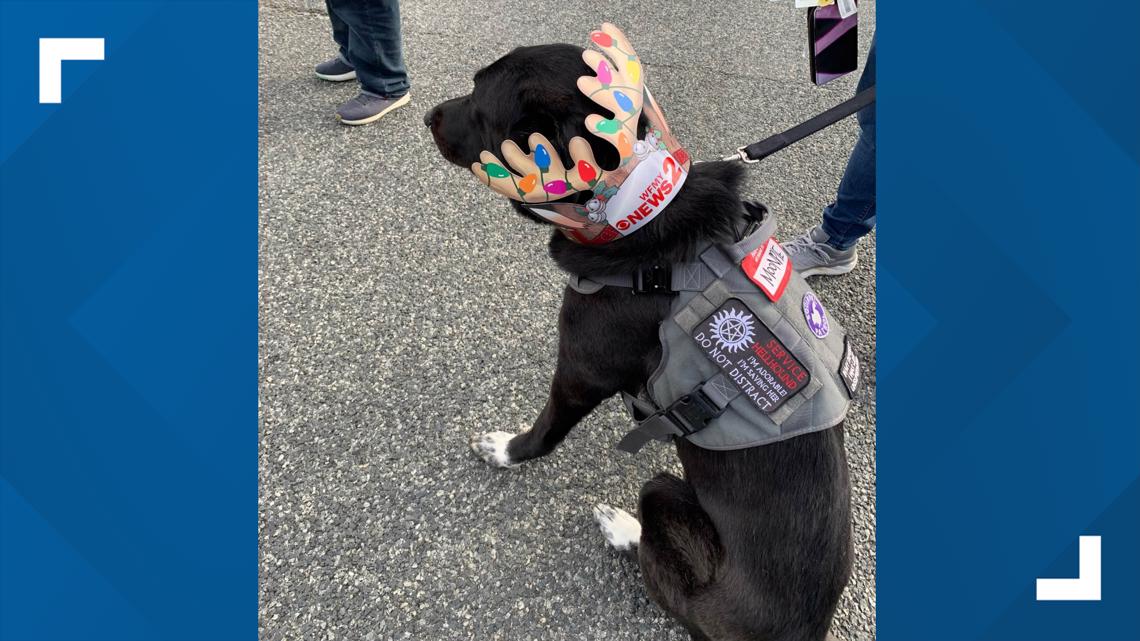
[879,1,1139,639]
[1,1,256,639]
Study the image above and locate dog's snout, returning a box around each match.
[423,107,438,128]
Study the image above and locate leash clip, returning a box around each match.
[723,146,759,164]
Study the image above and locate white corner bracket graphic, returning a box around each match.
[39,38,105,104]
[1036,535,1102,601]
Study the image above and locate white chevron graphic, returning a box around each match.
[1036,535,1101,601]
[39,38,104,103]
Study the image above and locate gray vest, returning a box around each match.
[569,205,860,453]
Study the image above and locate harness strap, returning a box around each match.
[616,374,740,453]
[615,412,684,453]
[569,260,720,294]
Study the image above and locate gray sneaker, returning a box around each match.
[336,92,411,126]
[783,226,858,277]
[315,56,356,82]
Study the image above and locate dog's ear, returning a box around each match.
[507,109,608,176]
[505,109,651,201]
[551,112,649,174]
[507,112,560,150]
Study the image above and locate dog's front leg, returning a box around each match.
[469,355,621,467]
[470,288,660,468]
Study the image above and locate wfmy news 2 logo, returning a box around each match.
[37,37,104,103]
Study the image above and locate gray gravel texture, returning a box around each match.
[259,2,877,639]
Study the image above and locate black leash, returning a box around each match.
[723,86,875,163]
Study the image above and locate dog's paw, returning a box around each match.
[593,504,642,553]
[469,431,519,468]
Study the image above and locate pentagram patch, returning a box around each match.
[690,299,810,413]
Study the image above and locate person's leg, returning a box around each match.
[314,1,358,81]
[820,37,875,250]
[785,36,875,276]
[325,0,351,61]
[326,0,409,97]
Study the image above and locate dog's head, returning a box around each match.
[427,27,744,266]
[425,42,644,226]
[427,44,627,169]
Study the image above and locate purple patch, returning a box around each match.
[802,292,830,338]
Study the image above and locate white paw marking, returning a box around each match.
[469,431,519,468]
[593,504,641,552]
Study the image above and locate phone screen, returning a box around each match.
[809,5,858,85]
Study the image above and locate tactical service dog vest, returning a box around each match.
[569,203,861,453]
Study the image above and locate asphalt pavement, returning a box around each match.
[259,1,876,639]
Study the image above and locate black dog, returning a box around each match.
[427,43,852,641]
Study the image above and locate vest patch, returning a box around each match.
[840,337,860,397]
[690,299,810,413]
[741,237,791,301]
[802,292,830,338]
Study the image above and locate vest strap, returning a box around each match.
[568,260,719,294]
[616,376,737,453]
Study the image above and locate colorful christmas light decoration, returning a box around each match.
[534,143,551,171]
[577,159,597,184]
[591,31,612,47]
[519,174,537,192]
[543,180,568,195]
[614,90,634,113]
[596,60,612,86]
[596,118,621,135]
[626,59,641,84]
[483,162,510,179]
[617,132,632,157]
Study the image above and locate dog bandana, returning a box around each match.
[471,23,692,245]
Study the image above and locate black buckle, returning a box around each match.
[663,389,724,435]
[633,263,672,294]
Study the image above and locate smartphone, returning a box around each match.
[808,4,858,85]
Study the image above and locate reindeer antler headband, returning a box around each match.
[471,23,692,245]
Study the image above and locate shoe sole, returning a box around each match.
[315,70,357,82]
[797,254,858,278]
[338,93,411,126]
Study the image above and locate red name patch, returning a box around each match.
[741,237,792,302]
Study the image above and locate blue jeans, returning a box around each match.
[821,36,875,250]
[326,0,409,98]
